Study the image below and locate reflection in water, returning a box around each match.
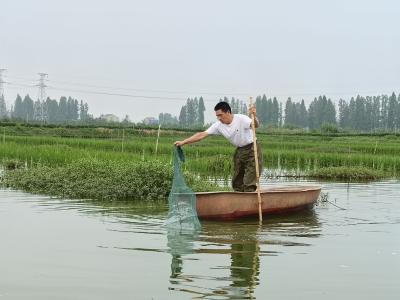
[229,227,260,299]
[167,210,321,299]
[214,222,261,300]
[167,228,199,282]
[2,181,400,299]
[5,190,320,299]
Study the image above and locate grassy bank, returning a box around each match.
[1,124,399,199]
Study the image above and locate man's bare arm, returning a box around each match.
[174,131,209,147]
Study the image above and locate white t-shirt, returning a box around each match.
[206,114,253,147]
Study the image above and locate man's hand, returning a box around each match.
[248,105,259,128]
[174,140,185,147]
[249,105,257,116]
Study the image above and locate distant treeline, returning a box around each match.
[159,95,338,130]
[228,93,400,132]
[176,97,206,128]
[2,92,400,132]
[0,94,90,123]
[338,93,400,131]
[159,96,250,128]
[281,93,400,131]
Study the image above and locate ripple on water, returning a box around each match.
[1,181,399,300]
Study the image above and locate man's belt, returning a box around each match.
[237,142,254,149]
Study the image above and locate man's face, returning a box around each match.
[215,109,232,124]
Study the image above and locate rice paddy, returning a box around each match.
[1,124,399,200]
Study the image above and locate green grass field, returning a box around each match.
[1,126,400,176]
[1,124,399,200]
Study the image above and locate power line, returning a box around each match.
[47,86,191,101]
[7,81,213,102]
[7,82,36,88]
[6,75,37,83]
[12,75,399,99]
[8,82,189,101]
[6,75,251,97]
[45,78,395,98]
[4,74,399,103]
[33,84,400,103]
[48,79,251,97]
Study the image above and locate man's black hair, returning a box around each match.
[214,101,232,113]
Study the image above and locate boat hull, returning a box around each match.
[196,186,321,220]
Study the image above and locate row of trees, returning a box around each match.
[255,95,282,126]
[171,93,400,131]
[0,94,91,123]
[178,97,206,127]
[280,93,400,131]
[338,93,400,131]
[158,113,179,126]
[2,91,400,131]
[221,97,248,114]
[252,95,336,129]
[177,97,247,127]
[284,98,307,128]
[308,96,336,129]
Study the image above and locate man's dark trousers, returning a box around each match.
[232,142,263,192]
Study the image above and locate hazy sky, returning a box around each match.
[1,0,399,122]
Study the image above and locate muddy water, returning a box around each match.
[0,180,399,299]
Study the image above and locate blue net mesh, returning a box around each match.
[164,147,201,230]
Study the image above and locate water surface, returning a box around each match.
[0,180,399,299]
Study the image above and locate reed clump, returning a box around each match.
[2,159,24,170]
[308,166,386,180]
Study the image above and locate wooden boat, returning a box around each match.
[196,186,321,220]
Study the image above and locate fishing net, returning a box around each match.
[164,147,201,230]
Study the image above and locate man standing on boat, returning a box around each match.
[174,101,263,192]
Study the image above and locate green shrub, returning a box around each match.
[320,123,339,134]
[2,158,219,201]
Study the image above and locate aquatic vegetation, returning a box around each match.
[308,166,386,180]
[2,158,219,201]
[1,158,25,170]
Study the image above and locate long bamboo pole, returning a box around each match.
[249,97,263,222]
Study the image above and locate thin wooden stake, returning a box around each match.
[155,124,161,155]
[249,96,263,222]
[121,128,125,152]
